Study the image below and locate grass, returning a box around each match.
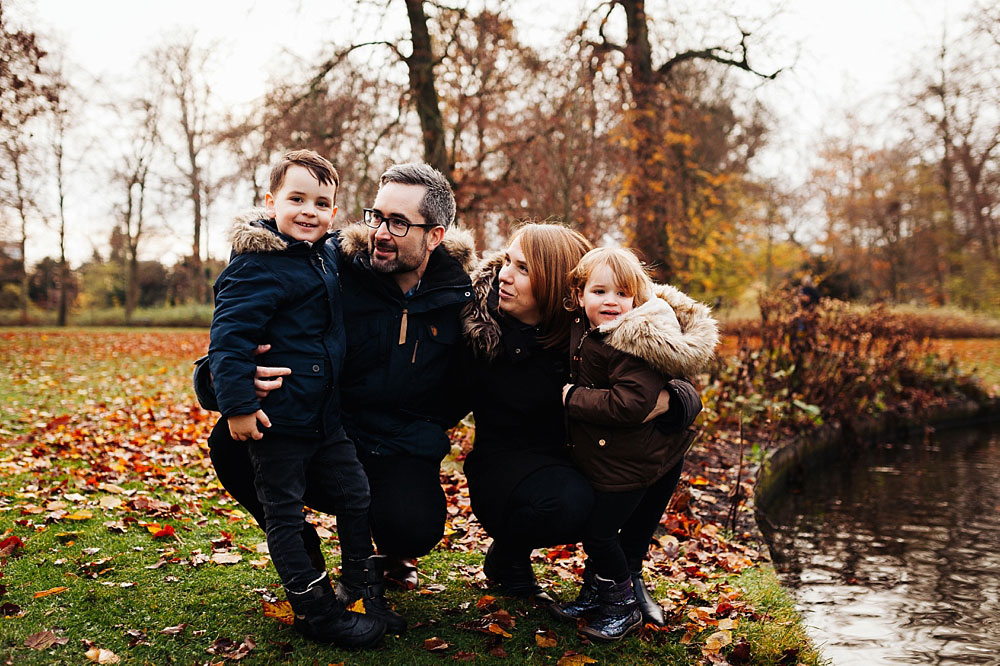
[0,305,214,328]
[0,328,824,664]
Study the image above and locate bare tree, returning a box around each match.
[113,97,160,322]
[0,6,52,322]
[152,35,215,303]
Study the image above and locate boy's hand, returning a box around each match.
[228,410,271,441]
[252,344,291,398]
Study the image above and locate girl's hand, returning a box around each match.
[228,410,271,441]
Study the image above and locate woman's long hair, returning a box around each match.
[509,222,593,348]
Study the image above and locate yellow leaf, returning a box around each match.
[487,623,512,638]
[65,510,93,521]
[33,586,69,598]
[85,647,121,664]
[556,655,597,666]
[347,598,365,613]
[534,631,557,648]
[718,618,738,630]
[262,600,294,625]
[704,630,732,652]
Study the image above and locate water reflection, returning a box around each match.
[763,424,1000,665]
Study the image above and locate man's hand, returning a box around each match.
[228,410,271,441]
[642,389,671,422]
[562,383,573,404]
[251,344,291,399]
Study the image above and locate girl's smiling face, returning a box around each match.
[579,263,635,327]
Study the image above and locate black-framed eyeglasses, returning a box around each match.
[362,208,439,237]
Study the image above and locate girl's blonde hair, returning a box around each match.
[508,222,593,348]
[570,247,653,308]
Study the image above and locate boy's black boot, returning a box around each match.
[580,574,642,642]
[550,560,599,622]
[631,570,666,626]
[286,572,385,649]
[336,557,407,635]
[483,542,556,605]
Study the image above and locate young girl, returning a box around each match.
[552,247,718,641]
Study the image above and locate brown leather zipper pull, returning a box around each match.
[398,309,408,345]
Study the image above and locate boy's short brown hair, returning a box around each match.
[269,150,340,203]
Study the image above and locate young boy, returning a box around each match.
[208,150,401,648]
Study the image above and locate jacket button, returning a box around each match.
[312,364,320,372]
[465,291,471,297]
[514,348,521,354]
[598,439,606,447]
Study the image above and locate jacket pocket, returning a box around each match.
[260,356,328,428]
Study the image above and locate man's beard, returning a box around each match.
[369,234,427,274]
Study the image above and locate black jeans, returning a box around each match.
[208,419,446,560]
[584,459,685,582]
[247,428,373,592]
[489,458,684,578]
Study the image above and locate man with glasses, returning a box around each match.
[204,163,476,604]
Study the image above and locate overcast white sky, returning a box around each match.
[6,0,977,267]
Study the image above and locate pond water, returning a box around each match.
[762,423,1000,665]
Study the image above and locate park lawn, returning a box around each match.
[928,338,1000,394]
[0,328,822,665]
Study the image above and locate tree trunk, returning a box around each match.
[619,0,672,281]
[404,0,451,178]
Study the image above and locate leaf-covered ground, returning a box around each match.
[0,329,825,665]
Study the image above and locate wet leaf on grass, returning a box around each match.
[534,627,558,647]
[211,552,242,565]
[0,535,25,557]
[262,600,294,625]
[206,635,256,661]
[557,652,597,665]
[160,623,187,635]
[33,586,69,598]
[24,629,69,650]
[424,636,450,652]
[84,647,121,664]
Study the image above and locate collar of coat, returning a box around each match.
[462,250,513,361]
[337,221,478,276]
[580,283,719,377]
[463,249,719,373]
[227,208,478,275]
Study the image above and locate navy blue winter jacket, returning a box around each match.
[333,223,476,460]
[208,215,345,438]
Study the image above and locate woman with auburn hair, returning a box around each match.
[460,223,706,624]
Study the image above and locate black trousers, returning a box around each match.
[247,429,372,591]
[488,458,684,576]
[207,418,446,560]
[584,459,685,582]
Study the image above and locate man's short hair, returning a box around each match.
[270,150,340,204]
[379,163,455,228]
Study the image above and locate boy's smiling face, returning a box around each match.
[265,165,337,243]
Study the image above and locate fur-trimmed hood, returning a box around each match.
[227,209,479,274]
[227,208,293,254]
[337,221,479,275]
[463,249,719,373]
[593,283,719,377]
[462,250,507,360]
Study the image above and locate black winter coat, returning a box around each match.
[209,215,344,438]
[334,224,476,461]
[460,252,574,532]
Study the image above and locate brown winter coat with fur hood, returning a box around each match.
[565,285,719,492]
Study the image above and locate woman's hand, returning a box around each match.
[642,389,671,422]
[251,344,291,399]
[228,410,270,441]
